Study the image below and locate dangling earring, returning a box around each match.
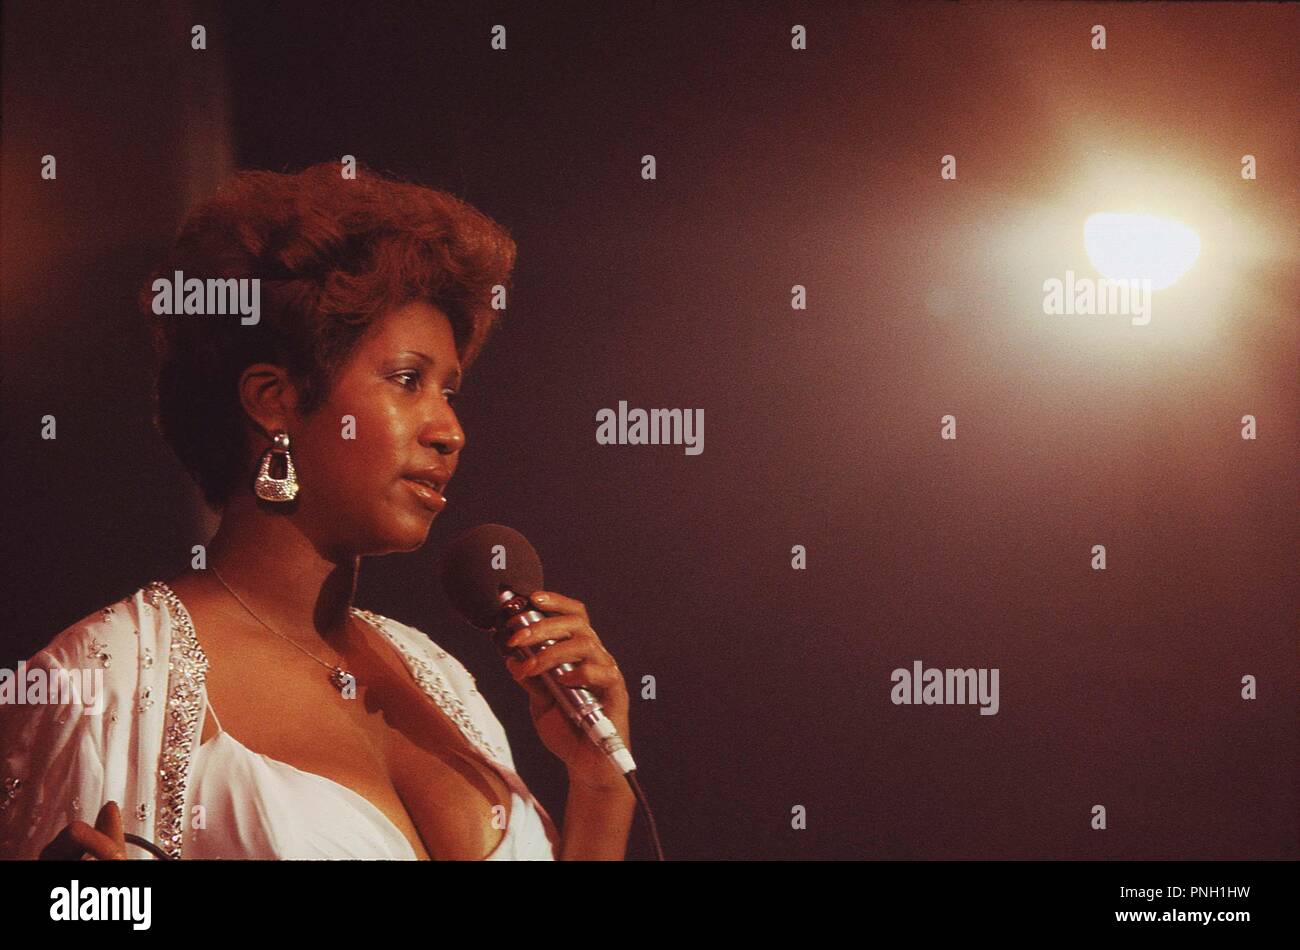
[254,430,300,502]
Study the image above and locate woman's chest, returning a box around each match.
[198,626,514,859]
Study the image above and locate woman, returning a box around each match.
[0,163,634,860]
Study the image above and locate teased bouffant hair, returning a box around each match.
[142,162,517,511]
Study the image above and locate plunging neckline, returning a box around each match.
[196,728,422,857]
[153,579,518,860]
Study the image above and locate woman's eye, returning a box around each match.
[392,370,421,391]
[391,370,458,403]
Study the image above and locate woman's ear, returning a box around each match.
[237,363,301,439]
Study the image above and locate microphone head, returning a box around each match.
[439,523,545,629]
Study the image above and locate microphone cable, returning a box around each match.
[625,770,666,861]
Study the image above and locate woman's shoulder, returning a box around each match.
[32,583,169,671]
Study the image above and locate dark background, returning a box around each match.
[3,1,1296,860]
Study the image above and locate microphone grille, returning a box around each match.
[438,523,545,628]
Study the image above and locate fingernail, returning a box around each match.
[532,593,548,604]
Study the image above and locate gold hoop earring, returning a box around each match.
[254,430,300,502]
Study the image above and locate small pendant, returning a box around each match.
[330,667,356,693]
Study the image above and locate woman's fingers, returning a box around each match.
[549,661,624,690]
[510,637,618,681]
[504,653,556,695]
[42,815,127,861]
[76,802,127,860]
[95,800,124,846]
[40,822,91,860]
[507,592,625,720]
[527,591,589,621]
[505,614,588,649]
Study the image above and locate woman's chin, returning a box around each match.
[397,533,431,553]
[352,505,438,555]
[387,516,436,553]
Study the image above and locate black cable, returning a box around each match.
[123,832,173,860]
[624,770,666,861]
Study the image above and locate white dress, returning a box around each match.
[0,581,558,860]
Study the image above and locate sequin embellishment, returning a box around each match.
[0,777,20,813]
[87,639,112,668]
[145,582,209,860]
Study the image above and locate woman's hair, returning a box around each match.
[142,162,517,511]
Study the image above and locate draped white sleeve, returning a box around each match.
[0,589,174,859]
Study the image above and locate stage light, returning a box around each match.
[1083,212,1201,290]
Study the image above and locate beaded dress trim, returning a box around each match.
[145,582,209,860]
[351,607,510,765]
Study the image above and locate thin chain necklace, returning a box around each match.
[210,565,357,694]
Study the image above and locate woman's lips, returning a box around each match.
[401,477,447,512]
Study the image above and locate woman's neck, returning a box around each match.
[200,497,360,644]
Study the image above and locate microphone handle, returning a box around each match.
[501,607,637,775]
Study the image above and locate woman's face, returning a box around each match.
[284,300,467,558]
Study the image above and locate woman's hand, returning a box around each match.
[40,801,128,860]
[504,590,631,790]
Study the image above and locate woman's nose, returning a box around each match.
[422,414,465,455]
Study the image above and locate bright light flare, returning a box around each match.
[1083,212,1201,290]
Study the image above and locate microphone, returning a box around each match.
[438,524,638,776]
